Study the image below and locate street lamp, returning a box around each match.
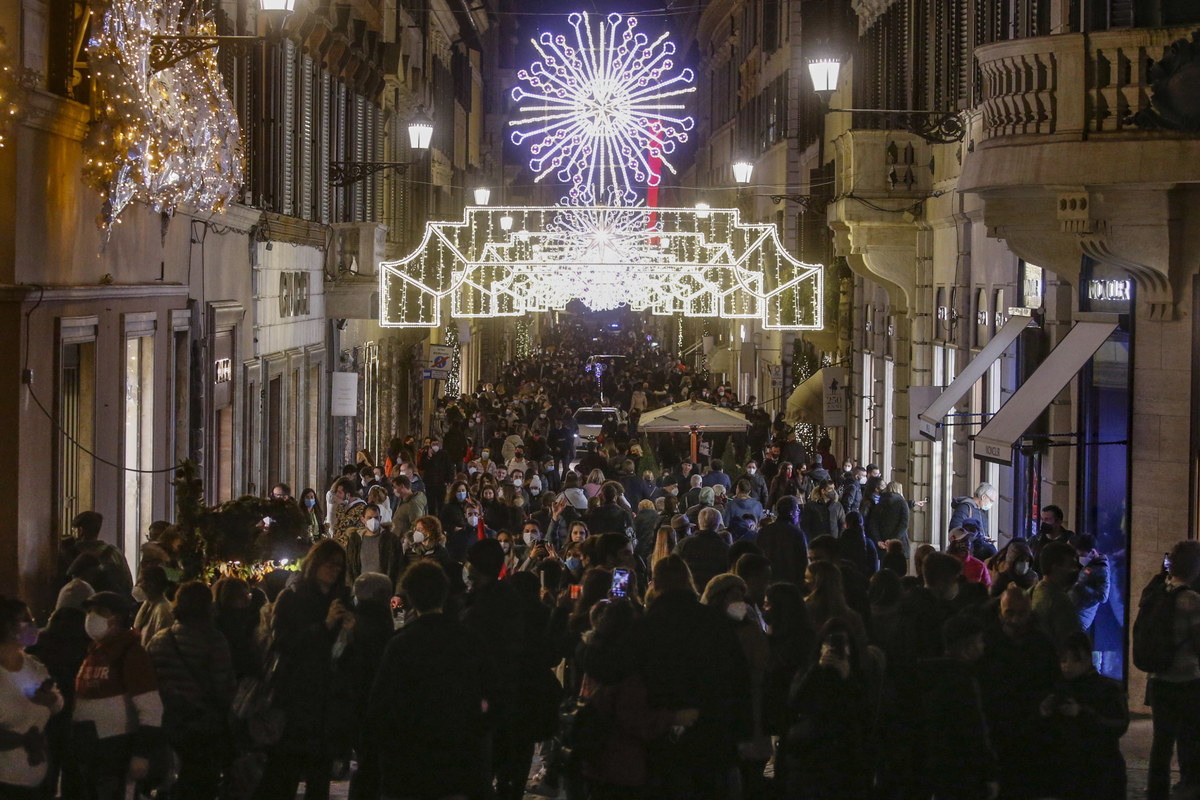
[694,202,711,219]
[806,55,965,143]
[807,58,841,103]
[731,161,754,185]
[407,108,434,150]
[499,214,514,231]
[473,187,492,205]
[149,0,295,73]
[330,108,434,186]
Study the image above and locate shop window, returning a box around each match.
[59,333,96,542]
[123,332,155,575]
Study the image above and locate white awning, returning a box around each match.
[972,319,1119,465]
[917,314,1036,441]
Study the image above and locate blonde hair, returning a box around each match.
[586,469,605,486]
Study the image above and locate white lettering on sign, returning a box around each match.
[1087,279,1131,303]
[278,272,311,318]
[214,358,232,384]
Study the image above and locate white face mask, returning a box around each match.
[747,468,756,475]
[1014,561,1031,576]
[1078,554,1091,567]
[725,601,748,622]
[85,612,111,641]
[980,500,994,512]
[467,515,479,527]
[531,488,541,496]
[500,542,512,554]
[411,530,426,545]
[858,477,868,485]
[131,586,148,604]
[365,518,380,533]
[524,532,540,547]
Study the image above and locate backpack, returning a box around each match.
[1133,575,1184,674]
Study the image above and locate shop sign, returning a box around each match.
[1019,262,1044,309]
[822,367,847,427]
[331,372,358,417]
[214,358,232,384]
[278,271,311,318]
[212,331,233,409]
[1079,257,1133,313]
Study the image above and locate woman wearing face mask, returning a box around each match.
[74,591,163,799]
[299,488,325,542]
[366,485,393,527]
[438,480,472,536]
[403,516,458,584]
[497,532,520,575]
[346,505,402,586]
[0,596,64,795]
[800,481,847,541]
[767,462,803,510]
[700,573,772,795]
[988,539,1039,596]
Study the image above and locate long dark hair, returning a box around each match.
[300,539,347,588]
[299,487,323,520]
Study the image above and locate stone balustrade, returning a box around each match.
[975,27,1198,141]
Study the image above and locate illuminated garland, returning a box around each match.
[84,0,245,232]
[515,317,532,359]
[444,320,462,397]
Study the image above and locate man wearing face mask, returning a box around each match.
[74,592,164,798]
[839,466,866,514]
[736,461,769,507]
[1030,505,1075,562]
[346,505,402,587]
[949,483,998,550]
[517,523,553,572]
[446,504,495,564]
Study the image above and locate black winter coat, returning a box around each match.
[366,613,492,799]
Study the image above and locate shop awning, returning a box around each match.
[638,400,749,433]
[972,319,1119,465]
[917,314,1036,441]
[785,369,825,425]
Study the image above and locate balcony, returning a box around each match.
[960,27,1200,319]
[975,27,1199,141]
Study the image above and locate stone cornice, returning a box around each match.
[21,89,91,142]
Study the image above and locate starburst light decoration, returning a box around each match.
[382,12,827,330]
[83,0,245,233]
[509,12,695,204]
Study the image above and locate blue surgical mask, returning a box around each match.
[565,557,582,572]
[304,498,316,508]
[456,491,468,501]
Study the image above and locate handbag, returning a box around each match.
[230,651,286,747]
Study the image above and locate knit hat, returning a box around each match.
[699,572,746,605]
[563,488,589,511]
[55,578,95,611]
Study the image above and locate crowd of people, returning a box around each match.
[0,319,1183,800]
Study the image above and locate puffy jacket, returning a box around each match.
[1070,554,1111,629]
[146,623,236,738]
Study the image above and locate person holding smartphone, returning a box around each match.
[0,597,63,794]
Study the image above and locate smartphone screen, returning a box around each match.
[610,568,630,598]
[570,584,582,600]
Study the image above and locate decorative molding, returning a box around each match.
[852,0,903,33]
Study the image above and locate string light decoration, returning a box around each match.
[381,11,826,331]
[379,204,824,329]
[83,0,245,233]
[0,28,24,148]
[444,321,462,397]
[509,12,696,205]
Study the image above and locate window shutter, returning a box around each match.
[319,73,331,224]
[281,39,296,217]
[300,55,314,220]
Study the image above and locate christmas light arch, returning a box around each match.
[381,11,826,331]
